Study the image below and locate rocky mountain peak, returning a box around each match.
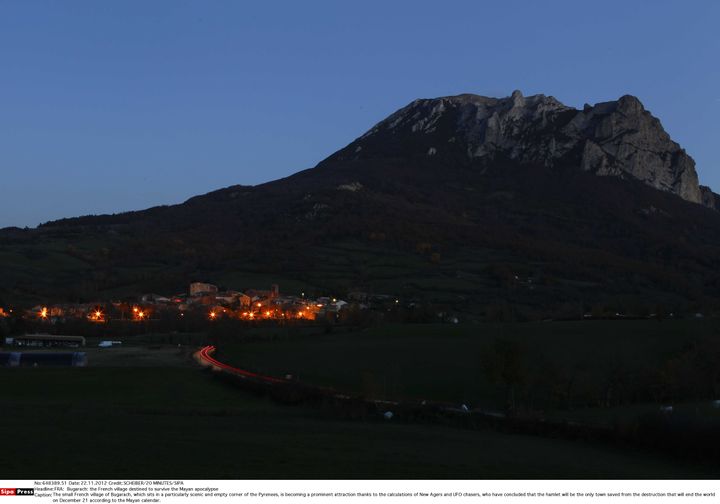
[510,89,524,107]
[328,91,712,207]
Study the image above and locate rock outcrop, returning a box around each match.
[330,91,708,206]
[700,185,720,210]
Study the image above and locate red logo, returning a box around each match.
[0,489,16,496]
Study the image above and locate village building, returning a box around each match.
[216,291,251,307]
[189,282,218,296]
[194,294,218,306]
[245,284,280,301]
[140,293,172,303]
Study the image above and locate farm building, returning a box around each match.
[11,334,86,348]
[0,352,87,367]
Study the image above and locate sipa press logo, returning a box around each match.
[0,488,34,496]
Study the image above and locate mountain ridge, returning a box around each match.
[21,91,717,231]
[327,91,713,208]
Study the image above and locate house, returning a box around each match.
[190,282,218,296]
[141,293,172,303]
[216,291,251,307]
[327,300,348,312]
[236,293,252,307]
[245,284,280,300]
[195,295,217,306]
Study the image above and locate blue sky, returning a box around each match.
[1,0,718,227]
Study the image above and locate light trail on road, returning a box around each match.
[195,345,285,384]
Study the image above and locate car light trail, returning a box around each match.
[196,345,285,384]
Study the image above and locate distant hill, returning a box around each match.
[3,91,720,318]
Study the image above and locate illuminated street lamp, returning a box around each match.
[91,309,104,322]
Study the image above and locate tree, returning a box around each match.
[481,338,528,413]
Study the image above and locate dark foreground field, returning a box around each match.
[217,320,720,416]
[0,363,716,478]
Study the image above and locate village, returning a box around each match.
[5,282,369,326]
[0,282,415,330]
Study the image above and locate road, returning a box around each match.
[194,345,285,384]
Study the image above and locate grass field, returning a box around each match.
[217,320,720,408]
[1,364,715,478]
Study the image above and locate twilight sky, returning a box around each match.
[1,0,718,228]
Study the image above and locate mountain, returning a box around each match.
[3,91,720,318]
[328,91,709,206]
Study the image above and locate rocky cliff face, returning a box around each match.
[700,185,720,210]
[330,91,709,206]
